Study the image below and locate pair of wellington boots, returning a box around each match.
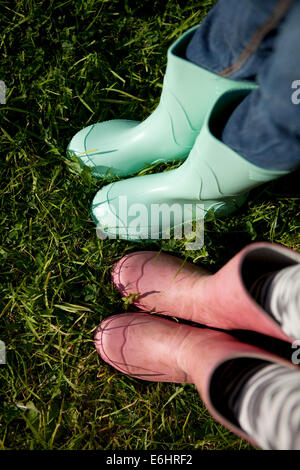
[67,27,290,241]
[95,242,300,447]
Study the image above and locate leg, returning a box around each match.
[187,0,300,171]
[211,358,300,450]
[186,0,293,80]
[212,261,300,449]
[221,1,300,170]
[250,264,300,344]
[95,312,299,449]
[236,363,300,450]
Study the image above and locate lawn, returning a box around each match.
[0,0,299,450]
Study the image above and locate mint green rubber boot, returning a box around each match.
[91,89,291,241]
[67,27,256,178]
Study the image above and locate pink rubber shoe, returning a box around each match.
[111,242,300,342]
[95,312,296,447]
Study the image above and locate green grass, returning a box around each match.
[0,0,299,451]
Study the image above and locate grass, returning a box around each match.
[0,0,299,451]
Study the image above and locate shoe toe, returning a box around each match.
[111,251,159,297]
[92,186,127,239]
[67,124,96,163]
[95,314,130,370]
[94,312,192,382]
[94,313,167,379]
[67,120,140,175]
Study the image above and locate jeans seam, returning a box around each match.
[219,0,294,78]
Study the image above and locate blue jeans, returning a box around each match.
[186,0,300,171]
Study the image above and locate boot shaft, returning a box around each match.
[197,242,300,340]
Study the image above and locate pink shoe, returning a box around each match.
[95,312,296,447]
[111,242,300,342]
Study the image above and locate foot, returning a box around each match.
[95,312,193,382]
[94,312,239,384]
[111,251,213,324]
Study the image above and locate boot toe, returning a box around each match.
[67,120,140,176]
[111,251,159,298]
[91,185,126,239]
[94,312,193,382]
[95,314,135,372]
